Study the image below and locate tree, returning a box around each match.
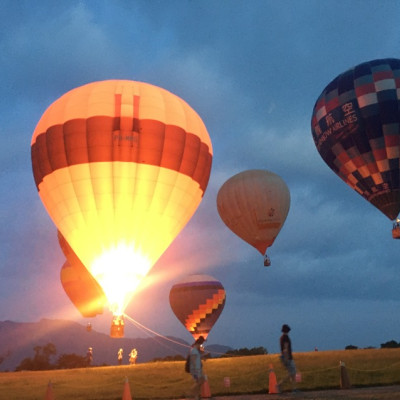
[15,343,57,371]
[15,357,35,371]
[0,350,10,366]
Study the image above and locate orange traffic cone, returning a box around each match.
[268,364,279,394]
[122,377,132,400]
[201,375,212,398]
[44,380,55,400]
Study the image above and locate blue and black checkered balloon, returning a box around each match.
[311,58,400,220]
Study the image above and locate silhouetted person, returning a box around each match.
[188,336,206,400]
[129,348,138,365]
[277,324,298,393]
[117,348,123,365]
[86,347,93,366]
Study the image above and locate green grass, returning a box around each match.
[1,349,400,399]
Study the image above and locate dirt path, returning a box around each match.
[192,385,400,400]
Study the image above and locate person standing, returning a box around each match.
[189,336,206,400]
[86,347,93,366]
[117,348,123,365]
[277,324,297,393]
[129,348,138,365]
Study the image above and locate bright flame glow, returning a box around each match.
[90,243,152,316]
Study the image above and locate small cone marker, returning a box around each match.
[339,361,351,389]
[122,377,132,400]
[201,375,212,398]
[268,364,279,394]
[44,380,55,400]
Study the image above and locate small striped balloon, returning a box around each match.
[169,274,226,340]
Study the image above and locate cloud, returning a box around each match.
[2,0,400,352]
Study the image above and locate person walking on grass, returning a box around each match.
[129,348,138,365]
[188,336,206,400]
[277,324,298,393]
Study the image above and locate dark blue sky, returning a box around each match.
[1,0,400,354]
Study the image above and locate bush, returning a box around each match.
[151,354,185,362]
[345,345,358,350]
[222,346,268,357]
[380,340,400,348]
[57,354,89,369]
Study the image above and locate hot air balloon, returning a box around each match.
[216,169,290,266]
[31,80,213,337]
[169,274,226,340]
[58,231,106,320]
[311,58,400,238]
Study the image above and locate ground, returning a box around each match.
[182,385,400,400]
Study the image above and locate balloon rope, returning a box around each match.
[123,312,228,357]
[123,312,192,350]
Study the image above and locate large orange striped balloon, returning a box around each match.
[31,80,213,317]
[58,231,106,318]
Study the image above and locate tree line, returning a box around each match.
[345,340,400,350]
[12,344,268,370]
[15,343,90,371]
[7,341,400,371]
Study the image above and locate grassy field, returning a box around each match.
[1,348,400,400]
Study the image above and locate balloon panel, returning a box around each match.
[40,165,205,270]
[58,230,81,265]
[169,275,226,340]
[58,231,106,318]
[60,260,106,318]
[216,169,290,254]
[311,58,400,220]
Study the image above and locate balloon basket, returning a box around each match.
[392,225,400,239]
[110,316,125,338]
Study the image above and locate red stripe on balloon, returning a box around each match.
[31,117,212,194]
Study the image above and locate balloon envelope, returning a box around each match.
[311,58,400,220]
[216,169,290,255]
[31,80,213,316]
[169,274,226,340]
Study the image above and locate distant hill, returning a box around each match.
[0,319,231,371]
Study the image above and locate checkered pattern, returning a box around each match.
[169,276,226,340]
[184,289,226,337]
[311,58,400,220]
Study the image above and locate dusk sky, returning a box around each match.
[1,1,400,356]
